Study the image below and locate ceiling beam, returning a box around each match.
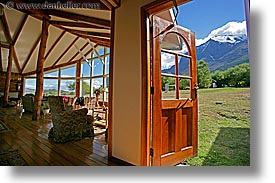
[67,42,89,63]
[12,46,21,72]
[100,0,113,10]
[63,27,110,38]
[13,14,28,44]
[0,43,10,49]
[23,50,89,77]
[21,33,42,73]
[72,33,110,47]
[44,30,66,60]
[0,13,13,44]
[46,9,110,28]
[51,36,79,67]
[49,20,110,30]
[101,0,120,8]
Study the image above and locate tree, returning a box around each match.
[162,76,175,91]
[197,60,212,88]
[81,80,90,95]
[211,63,250,88]
[66,81,91,95]
[224,63,250,87]
[67,81,75,91]
[211,70,225,87]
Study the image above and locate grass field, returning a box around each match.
[186,87,250,166]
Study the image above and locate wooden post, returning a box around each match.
[75,61,81,97]
[0,47,3,73]
[3,46,13,107]
[32,18,49,120]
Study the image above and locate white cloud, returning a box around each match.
[161,52,175,69]
[196,21,247,46]
[92,80,102,89]
[209,21,247,37]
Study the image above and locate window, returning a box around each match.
[61,80,75,97]
[43,79,58,96]
[61,66,76,78]
[161,33,191,99]
[81,79,91,97]
[44,70,58,77]
[82,62,91,77]
[24,79,36,95]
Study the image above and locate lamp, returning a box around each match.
[0,4,4,17]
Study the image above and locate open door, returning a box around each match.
[151,16,198,166]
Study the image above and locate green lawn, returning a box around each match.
[187,87,250,166]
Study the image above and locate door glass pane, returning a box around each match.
[161,52,175,74]
[178,56,190,76]
[161,32,189,55]
[179,78,191,99]
[162,76,176,99]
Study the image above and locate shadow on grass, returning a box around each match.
[203,127,250,166]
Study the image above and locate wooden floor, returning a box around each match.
[0,106,119,166]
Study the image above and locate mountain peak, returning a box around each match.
[196,21,247,46]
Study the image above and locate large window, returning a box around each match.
[81,79,91,97]
[24,46,110,102]
[43,79,58,96]
[25,79,36,95]
[61,80,75,97]
[61,66,76,78]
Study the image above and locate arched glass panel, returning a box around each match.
[161,32,189,55]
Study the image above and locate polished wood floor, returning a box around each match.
[0,106,119,166]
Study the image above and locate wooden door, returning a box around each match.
[151,16,198,166]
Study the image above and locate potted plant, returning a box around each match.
[41,103,50,115]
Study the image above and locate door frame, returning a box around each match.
[140,0,193,166]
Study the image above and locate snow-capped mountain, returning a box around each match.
[196,35,248,71]
[162,21,249,73]
[196,21,247,46]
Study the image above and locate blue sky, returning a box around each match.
[177,0,247,39]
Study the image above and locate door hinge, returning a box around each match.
[150,87,154,94]
[150,148,154,157]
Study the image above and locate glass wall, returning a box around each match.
[43,79,58,96]
[25,79,36,95]
[24,46,110,102]
[60,79,75,97]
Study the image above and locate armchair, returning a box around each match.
[48,96,94,143]
[22,95,35,112]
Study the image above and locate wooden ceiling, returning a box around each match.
[0,0,120,75]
